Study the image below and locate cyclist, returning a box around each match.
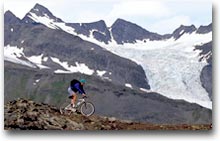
[68,79,87,110]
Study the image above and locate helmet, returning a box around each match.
[80,79,86,84]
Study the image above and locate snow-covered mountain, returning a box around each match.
[20,3,212,46]
[4,3,212,109]
[4,10,150,90]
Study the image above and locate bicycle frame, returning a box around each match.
[75,98,86,108]
[63,97,86,112]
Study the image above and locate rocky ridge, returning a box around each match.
[4,99,212,130]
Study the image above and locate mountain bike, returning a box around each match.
[60,96,95,117]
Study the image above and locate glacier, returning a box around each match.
[103,32,212,109]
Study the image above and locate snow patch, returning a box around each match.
[33,8,39,12]
[51,57,94,75]
[140,88,151,93]
[4,45,49,69]
[43,13,50,19]
[202,51,212,62]
[179,30,184,35]
[90,29,107,37]
[4,45,36,68]
[109,27,117,45]
[125,83,133,89]
[27,54,50,69]
[54,69,73,74]
[96,70,106,77]
[27,54,43,64]
[28,12,59,29]
[33,79,41,85]
[43,57,48,62]
[102,76,112,81]
[4,45,24,58]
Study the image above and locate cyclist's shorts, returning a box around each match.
[68,87,76,99]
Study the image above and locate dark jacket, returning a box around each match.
[70,79,86,94]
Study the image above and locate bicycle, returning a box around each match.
[60,96,95,117]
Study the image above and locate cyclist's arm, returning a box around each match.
[74,83,86,94]
[82,94,87,98]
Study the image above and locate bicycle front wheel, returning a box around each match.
[80,102,95,117]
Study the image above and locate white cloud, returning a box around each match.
[72,10,107,23]
[148,16,192,34]
[108,0,170,18]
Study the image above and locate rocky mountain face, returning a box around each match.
[4,99,212,130]
[196,23,212,34]
[4,11,21,24]
[194,42,212,100]
[111,18,163,44]
[171,25,197,40]
[66,20,111,44]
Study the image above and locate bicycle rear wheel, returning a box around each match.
[80,102,95,117]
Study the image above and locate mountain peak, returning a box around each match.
[22,3,63,23]
[33,3,46,9]
[178,24,196,29]
[111,18,162,44]
[196,23,212,34]
[4,10,21,24]
[172,24,197,39]
[112,18,134,26]
[31,3,52,15]
[115,18,127,22]
[4,10,15,16]
[91,20,106,25]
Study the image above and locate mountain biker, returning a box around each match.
[68,79,87,110]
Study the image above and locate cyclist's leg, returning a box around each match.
[68,87,76,107]
[72,93,77,107]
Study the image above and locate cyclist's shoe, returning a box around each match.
[71,108,76,112]
[71,104,76,112]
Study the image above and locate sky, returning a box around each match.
[4,0,212,34]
